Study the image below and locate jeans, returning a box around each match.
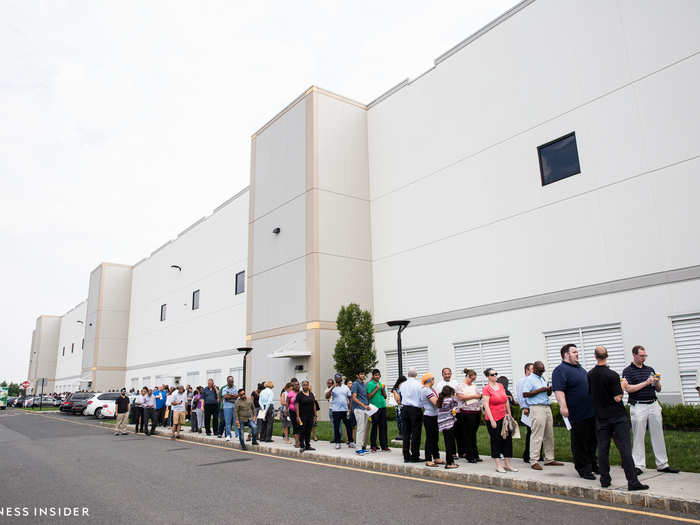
[396,405,403,437]
[486,418,512,458]
[370,407,388,449]
[238,420,257,446]
[402,406,423,461]
[596,415,639,485]
[204,404,218,435]
[332,411,352,444]
[423,415,440,461]
[224,406,235,438]
[570,417,598,475]
[630,401,669,470]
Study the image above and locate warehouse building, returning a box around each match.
[27,0,700,406]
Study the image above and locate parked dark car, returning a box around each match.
[6,396,17,408]
[59,393,74,412]
[67,392,93,415]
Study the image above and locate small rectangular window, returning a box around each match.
[160,304,167,322]
[235,271,245,295]
[538,132,581,186]
[71,343,74,354]
[82,338,84,350]
[62,346,65,357]
[192,289,200,310]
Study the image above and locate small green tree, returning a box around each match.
[333,303,376,379]
[8,382,20,397]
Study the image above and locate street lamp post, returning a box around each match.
[387,320,410,442]
[237,347,252,391]
[387,320,410,378]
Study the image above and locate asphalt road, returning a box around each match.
[0,409,692,525]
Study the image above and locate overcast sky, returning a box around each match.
[0,0,518,383]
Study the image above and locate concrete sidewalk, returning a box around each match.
[137,425,700,516]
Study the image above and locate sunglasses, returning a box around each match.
[489,373,498,377]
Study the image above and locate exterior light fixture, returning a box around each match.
[272,227,281,235]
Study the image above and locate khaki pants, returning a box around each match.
[529,405,554,464]
[353,408,370,449]
[630,401,668,470]
[115,413,129,433]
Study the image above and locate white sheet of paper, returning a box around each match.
[520,413,531,427]
[365,405,379,417]
[563,416,572,430]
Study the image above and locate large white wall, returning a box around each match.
[251,101,308,334]
[125,191,249,386]
[55,301,86,392]
[367,0,700,323]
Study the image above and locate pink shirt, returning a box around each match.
[287,390,298,412]
[483,383,507,422]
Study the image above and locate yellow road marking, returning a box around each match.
[22,410,699,524]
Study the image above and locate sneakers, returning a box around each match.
[370,447,378,453]
[335,443,341,450]
[224,436,231,442]
[380,448,391,452]
[348,442,355,448]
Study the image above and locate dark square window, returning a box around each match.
[160,304,167,322]
[538,132,581,186]
[235,271,245,295]
[192,289,200,310]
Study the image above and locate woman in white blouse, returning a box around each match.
[456,369,483,463]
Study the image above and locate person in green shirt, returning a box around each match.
[367,369,389,452]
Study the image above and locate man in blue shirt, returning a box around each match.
[552,343,598,480]
[220,376,239,442]
[152,385,166,427]
[351,371,371,455]
[522,361,563,470]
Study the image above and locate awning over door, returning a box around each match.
[267,338,311,359]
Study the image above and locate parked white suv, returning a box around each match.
[84,392,121,418]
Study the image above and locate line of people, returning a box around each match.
[114,342,678,492]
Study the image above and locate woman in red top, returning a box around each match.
[482,368,518,473]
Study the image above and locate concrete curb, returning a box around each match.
[100,423,699,516]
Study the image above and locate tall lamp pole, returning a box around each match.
[237,347,252,391]
[387,320,410,442]
[387,320,410,378]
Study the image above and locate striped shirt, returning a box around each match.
[438,397,457,431]
[622,363,657,403]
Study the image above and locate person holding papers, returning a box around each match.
[367,369,389,452]
[522,361,563,470]
[552,344,598,480]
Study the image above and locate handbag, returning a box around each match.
[500,414,521,439]
[257,409,266,421]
